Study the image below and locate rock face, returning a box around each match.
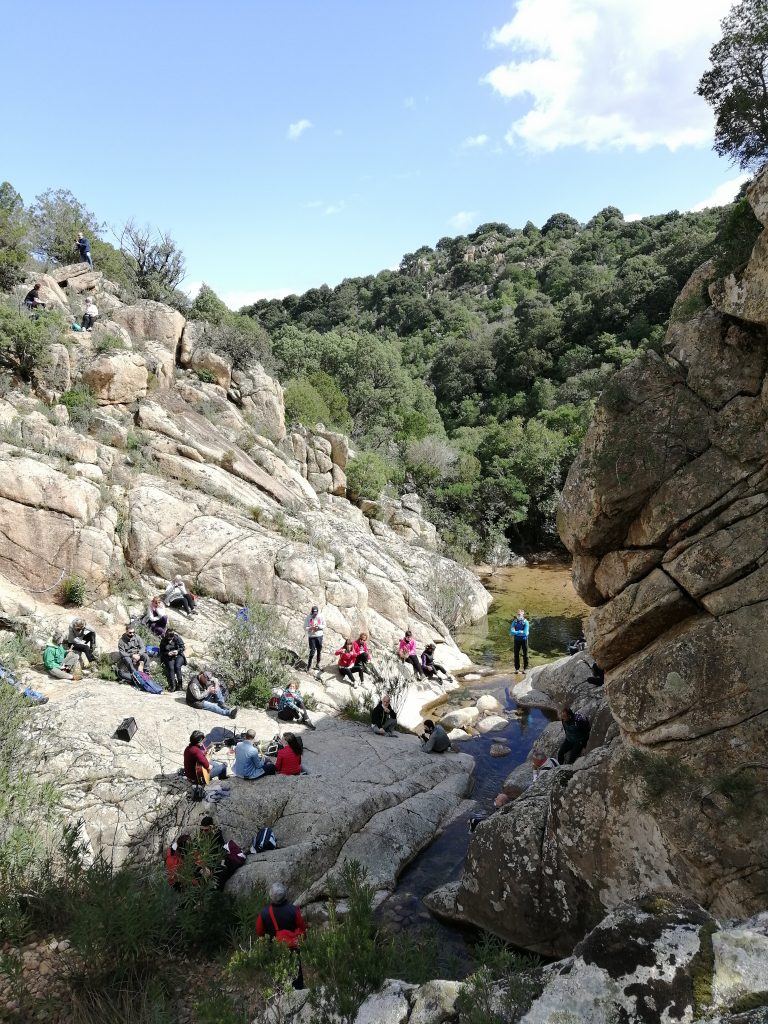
[454,170,768,957]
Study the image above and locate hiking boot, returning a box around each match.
[229,707,239,720]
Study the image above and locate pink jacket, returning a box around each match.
[398,637,416,657]
[335,648,357,668]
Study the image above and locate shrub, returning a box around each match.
[60,386,96,428]
[455,936,543,1024]
[60,574,87,606]
[284,377,333,429]
[0,304,65,382]
[625,748,697,807]
[340,692,374,723]
[345,450,397,501]
[713,196,763,277]
[209,597,290,706]
[93,333,125,355]
[195,368,217,384]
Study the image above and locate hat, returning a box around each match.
[269,881,287,905]
[310,606,319,614]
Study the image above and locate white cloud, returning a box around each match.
[287,119,312,140]
[690,173,750,211]
[483,0,734,152]
[221,288,295,310]
[324,201,346,216]
[461,133,490,148]
[449,210,478,230]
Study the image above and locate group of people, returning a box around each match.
[22,233,95,323]
[397,631,449,682]
[183,728,308,786]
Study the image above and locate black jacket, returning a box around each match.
[371,701,396,729]
[160,633,186,661]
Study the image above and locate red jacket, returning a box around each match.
[335,647,356,668]
[165,847,184,886]
[183,743,210,783]
[276,746,302,776]
[255,903,307,939]
[353,640,368,657]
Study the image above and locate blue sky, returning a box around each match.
[2,0,744,307]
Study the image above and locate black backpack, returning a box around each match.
[251,827,277,853]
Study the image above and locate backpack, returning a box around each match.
[267,905,302,949]
[132,668,163,694]
[222,839,246,869]
[251,827,277,854]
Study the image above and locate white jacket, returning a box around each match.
[304,613,324,637]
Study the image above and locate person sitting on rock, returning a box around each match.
[43,634,82,681]
[510,609,530,673]
[0,661,48,705]
[67,617,97,666]
[531,752,559,781]
[76,233,93,269]
[81,298,99,331]
[184,730,228,786]
[334,639,364,687]
[255,881,307,989]
[159,628,186,692]
[275,733,306,775]
[23,282,46,311]
[469,792,509,833]
[353,632,375,676]
[557,706,591,765]
[118,623,147,678]
[398,630,423,680]
[198,815,247,890]
[144,596,168,638]
[277,685,316,730]
[234,729,276,779]
[420,719,450,753]
[163,575,197,616]
[421,643,448,680]
[186,671,238,719]
[370,694,398,736]
[303,605,324,672]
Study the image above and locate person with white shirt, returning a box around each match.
[303,605,324,671]
[81,299,99,331]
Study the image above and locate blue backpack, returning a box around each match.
[251,827,277,854]
[132,668,163,695]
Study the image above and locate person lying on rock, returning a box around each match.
[67,617,97,665]
[469,792,509,833]
[118,623,147,677]
[370,693,398,736]
[0,661,48,704]
[275,733,307,775]
[420,719,450,753]
[23,282,46,311]
[186,670,238,719]
[184,730,228,786]
[334,639,364,687]
[164,575,197,616]
[81,298,98,331]
[277,684,316,729]
[159,628,186,692]
[43,634,82,681]
[398,630,423,680]
[557,706,591,765]
[303,605,324,671]
[421,643,448,680]
[256,881,307,989]
[531,752,560,781]
[234,729,276,779]
[144,596,168,638]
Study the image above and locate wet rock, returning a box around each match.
[476,715,508,734]
[439,707,479,730]
[476,694,502,713]
[489,742,511,758]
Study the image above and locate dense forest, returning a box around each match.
[236,205,729,560]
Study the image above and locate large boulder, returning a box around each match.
[81,351,148,404]
[112,300,185,356]
[232,364,286,441]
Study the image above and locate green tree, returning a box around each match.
[0,182,29,292]
[189,282,231,324]
[697,0,768,169]
[29,188,103,264]
[0,303,65,381]
[118,219,186,301]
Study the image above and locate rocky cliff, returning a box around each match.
[446,167,768,957]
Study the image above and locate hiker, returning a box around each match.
[334,639,364,686]
[76,233,93,269]
[370,694,398,736]
[186,671,238,719]
[255,881,307,989]
[184,730,228,785]
[557,706,590,765]
[398,630,423,680]
[510,609,530,673]
[303,605,324,671]
[163,575,197,616]
[118,623,147,677]
[277,685,316,729]
[275,733,305,775]
[198,815,247,889]
[469,792,509,833]
[81,298,99,331]
[421,643,448,680]
[586,662,605,687]
[353,632,374,675]
[144,596,168,638]
[159,628,186,692]
[0,661,48,705]
[420,719,450,753]
[43,634,81,680]
[568,633,587,655]
[532,752,559,781]
[23,282,46,310]
[67,617,97,665]
[165,834,191,889]
[234,729,276,779]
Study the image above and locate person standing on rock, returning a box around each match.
[186,670,238,719]
[159,628,186,691]
[334,640,364,686]
[255,881,307,989]
[421,719,450,753]
[371,694,398,736]
[510,609,530,673]
[398,630,423,680]
[76,233,93,269]
[303,606,324,671]
[163,575,197,616]
[557,706,590,764]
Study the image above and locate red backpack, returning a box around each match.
[268,905,302,949]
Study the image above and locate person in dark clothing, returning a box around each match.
[186,671,237,718]
[160,629,186,691]
[255,881,307,989]
[76,233,93,269]
[118,624,147,678]
[557,706,590,764]
[510,609,530,673]
[277,686,316,729]
[67,617,97,664]
[421,643,448,679]
[586,662,605,686]
[469,792,509,833]
[198,816,246,890]
[370,694,398,735]
[23,283,46,310]
[421,719,450,753]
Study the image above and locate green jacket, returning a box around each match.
[43,644,66,670]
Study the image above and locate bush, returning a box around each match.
[345,450,398,500]
[0,304,65,382]
[713,196,763,277]
[60,574,87,607]
[284,377,333,429]
[209,597,290,707]
[60,386,96,428]
[455,937,543,1024]
[195,368,217,383]
[93,333,125,355]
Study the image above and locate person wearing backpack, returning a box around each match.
[255,881,307,989]
[557,706,591,764]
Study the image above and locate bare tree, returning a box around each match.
[118,219,186,300]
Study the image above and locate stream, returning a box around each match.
[375,564,587,973]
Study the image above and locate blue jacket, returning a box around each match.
[234,740,266,779]
[77,236,91,256]
[510,617,529,639]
